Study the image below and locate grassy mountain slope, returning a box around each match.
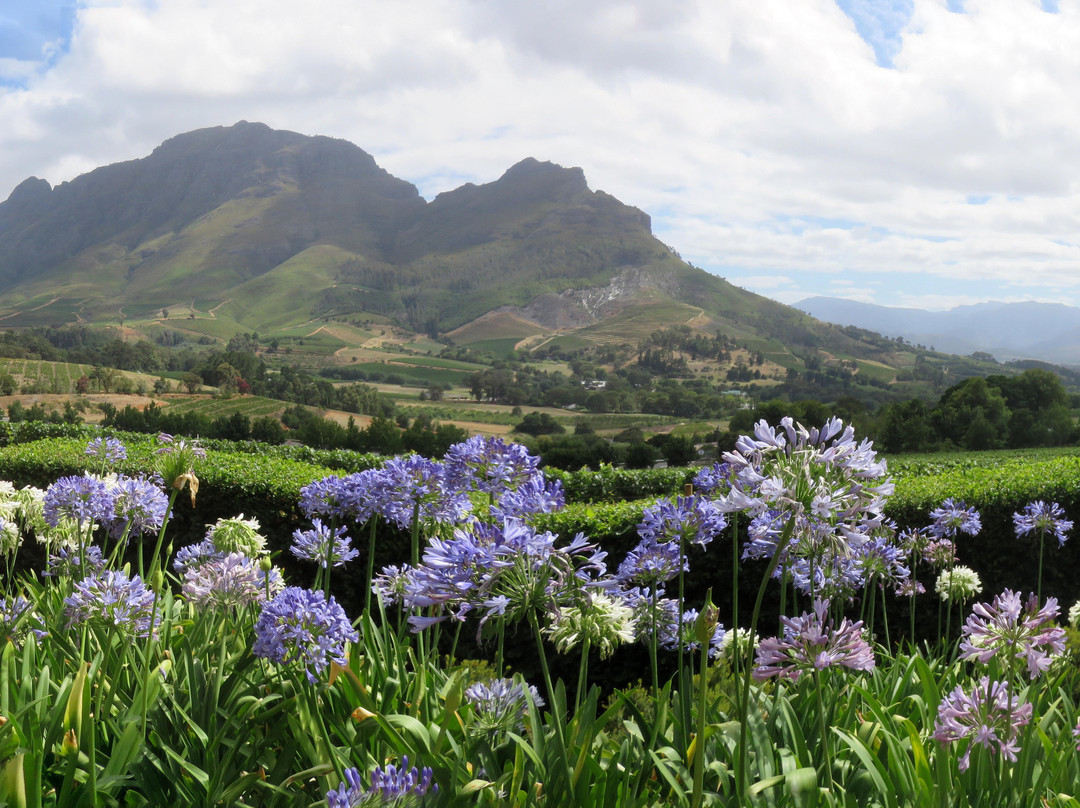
[0,121,999,393]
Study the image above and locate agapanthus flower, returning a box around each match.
[923,538,957,570]
[0,517,20,555]
[64,570,159,637]
[0,596,46,648]
[692,462,732,496]
[718,627,760,662]
[375,455,470,531]
[1013,500,1072,548]
[11,485,46,535]
[615,536,685,589]
[753,598,875,681]
[545,591,636,659]
[44,474,115,528]
[718,417,892,591]
[855,535,912,592]
[443,435,542,495]
[206,514,266,556]
[326,757,437,808]
[299,474,349,521]
[85,436,127,465]
[394,518,605,634]
[928,498,981,540]
[45,545,106,577]
[464,677,544,735]
[935,565,982,603]
[336,469,388,525]
[182,552,281,609]
[291,519,359,568]
[107,475,170,540]
[173,539,224,572]
[959,589,1066,679]
[252,586,358,683]
[488,475,565,521]
[1069,601,1080,628]
[933,677,1032,771]
[637,495,727,549]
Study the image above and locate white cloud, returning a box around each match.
[4,0,1080,309]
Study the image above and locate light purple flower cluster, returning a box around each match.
[290,519,359,568]
[717,417,894,594]
[0,596,46,648]
[382,517,606,635]
[325,757,437,807]
[44,474,115,528]
[373,455,471,531]
[637,495,727,549]
[1013,500,1072,547]
[692,462,731,496]
[252,586,359,683]
[464,677,544,734]
[443,435,541,495]
[933,677,1032,771]
[64,570,159,637]
[46,545,106,577]
[86,436,127,465]
[108,475,170,540]
[928,498,981,540]
[753,599,875,681]
[182,552,279,609]
[615,537,685,588]
[959,589,1066,679]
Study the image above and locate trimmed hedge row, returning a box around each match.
[7,434,1080,637]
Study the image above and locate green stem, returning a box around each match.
[364,517,378,614]
[147,488,181,584]
[691,644,709,808]
[736,514,797,806]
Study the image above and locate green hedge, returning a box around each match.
[7,435,1080,636]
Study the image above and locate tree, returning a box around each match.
[181,372,203,394]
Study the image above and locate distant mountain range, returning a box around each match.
[795,297,1080,368]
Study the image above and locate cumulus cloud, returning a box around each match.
[2,0,1080,310]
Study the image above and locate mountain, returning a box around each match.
[796,297,1080,367]
[0,121,1054,404]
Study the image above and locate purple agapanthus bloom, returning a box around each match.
[855,535,912,592]
[488,475,565,521]
[637,495,727,549]
[64,570,159,637]
[44,474,116,528]
[252,586,359,683]
[753,598,875,681]
[933,677,1033,772]
[928,498,981,540]
[86,436,127,465]
[108,475,170,540]
[376,455,470,531]
[615,536,686,589]
[45,545,106,577]
[464,677,545,733]
[0,596,46,648]
[182,552,279,609]
[290,519,359,568]
[692,462,732,496]
[326,757,437,808]
[1013,500,1072,548]
[958,589,1066,679]
[335,469,388,525]
[443,435,542,495]
[718,418,892,591]
[922,538,958,570]
[298,475,348,521]
[172,539,224,572]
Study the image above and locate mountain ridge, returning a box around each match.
[796,296,1080,367]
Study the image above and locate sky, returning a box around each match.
[2,0,1080,312]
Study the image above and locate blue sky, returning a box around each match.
[3,0,1080,313]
